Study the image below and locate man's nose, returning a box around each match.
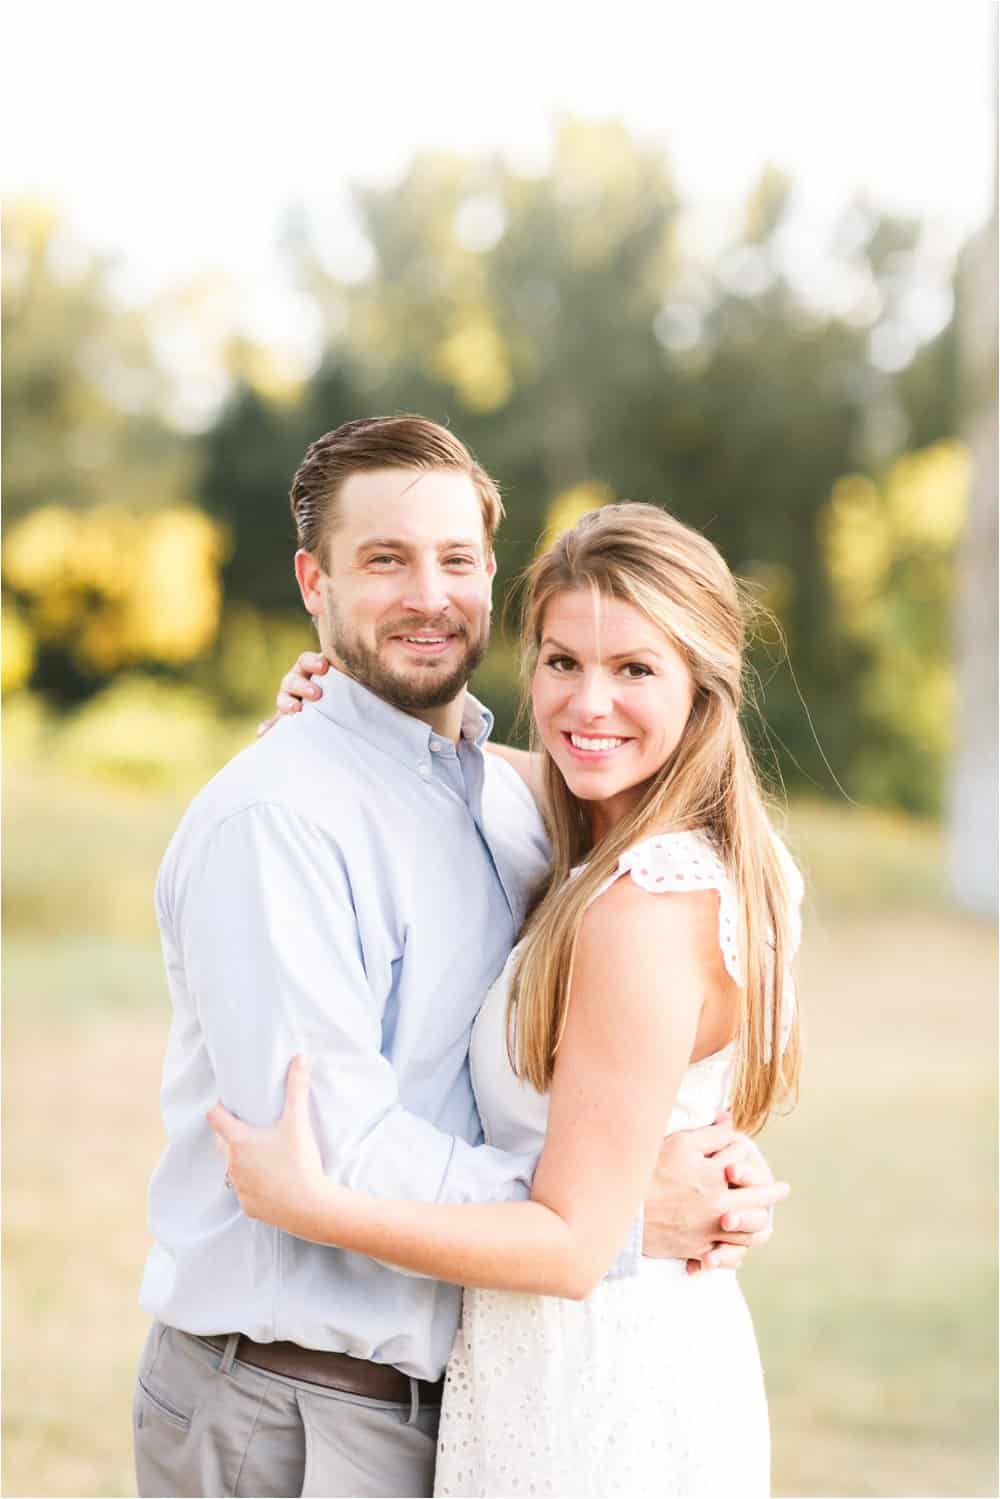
[401,563,451,617]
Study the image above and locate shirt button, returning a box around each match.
[429,740,441,753]
[418,762,431,779]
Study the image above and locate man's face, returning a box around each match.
[296,467,495,713]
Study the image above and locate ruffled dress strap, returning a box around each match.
[611,830,746,985]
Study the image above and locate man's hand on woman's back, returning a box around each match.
[641,1111,789,1272]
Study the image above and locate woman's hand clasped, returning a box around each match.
[207,1056,327,1236]
[257,651,331,738]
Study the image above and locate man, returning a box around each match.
[135,416,786,1498]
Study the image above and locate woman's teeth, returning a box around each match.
[568,734,628,752]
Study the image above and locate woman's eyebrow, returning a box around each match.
[539,636,662,662]
[604,648,663,662]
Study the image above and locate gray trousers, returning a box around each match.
[133,1323,440,1498]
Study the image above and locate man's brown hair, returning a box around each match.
[289,416,505,564]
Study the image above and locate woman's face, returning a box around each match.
[531,588,696,838]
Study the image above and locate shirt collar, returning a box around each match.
[309,666,494,773]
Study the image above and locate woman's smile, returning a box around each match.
[560,731,634,760]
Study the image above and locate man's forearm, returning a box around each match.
[321,1094,537,1208]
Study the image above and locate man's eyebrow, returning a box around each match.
[354,536,482,553]
[354,536,407,552]
[539,636,663,661]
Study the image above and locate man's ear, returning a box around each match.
[294,549,325,617]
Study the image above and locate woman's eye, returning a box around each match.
[621,662,653,680]
[544,655,576,672]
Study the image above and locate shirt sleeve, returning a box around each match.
[180,803,537,1215]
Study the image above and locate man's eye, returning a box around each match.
[621,662,653,680]
[544,655,576,672]
[444,556,476,569]
[368,555,401,567]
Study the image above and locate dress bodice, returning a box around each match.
[441,827,802,1497]
[469,828,803,1158]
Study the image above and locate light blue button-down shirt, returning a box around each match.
[142,669,553,1380]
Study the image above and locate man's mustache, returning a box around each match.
[378,618,469,641]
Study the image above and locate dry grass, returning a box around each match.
[747,909,997,1497]
[3,1003,166,1497]
[2,771,996,1497]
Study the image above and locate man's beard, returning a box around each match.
[327,606,490,713]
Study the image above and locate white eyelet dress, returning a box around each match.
[433,829,803,1499]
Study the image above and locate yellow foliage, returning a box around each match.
[2,504,229,673]
[542,482,615,549]
[3,507,80,590]
[824,443,969,617]
[72,506,134,598]
[885,441,969,549]
[822,474,891,608]
[820,441,967,795]
[225,340,308,407]
[435,313,513,412]
[127,509,227,662]
[2,604,36,693]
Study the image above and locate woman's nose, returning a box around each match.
[572,672,613,719]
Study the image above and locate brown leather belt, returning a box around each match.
[199,1334,444,1404]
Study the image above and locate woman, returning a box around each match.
[211,502,803,1497]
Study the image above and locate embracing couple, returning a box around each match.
[134,415,802,1498]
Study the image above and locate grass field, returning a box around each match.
[3,766,997,1498]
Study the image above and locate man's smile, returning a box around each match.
[387,631,461,658]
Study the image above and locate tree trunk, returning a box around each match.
[948,38,998,916]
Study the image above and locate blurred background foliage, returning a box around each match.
[2,119,970,810]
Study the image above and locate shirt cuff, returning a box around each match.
[436,1138,538,1206]
[603,1206,643,1280]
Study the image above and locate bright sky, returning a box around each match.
[5,0,996,385]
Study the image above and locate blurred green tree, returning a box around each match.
[3,200,195,525]
[3,200,200,703]
[5,129,964,810]
[261,121,960,800]
[820,441,968,812]
[198,346,361,613]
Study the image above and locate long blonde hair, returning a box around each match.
[507,502,799,1135]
